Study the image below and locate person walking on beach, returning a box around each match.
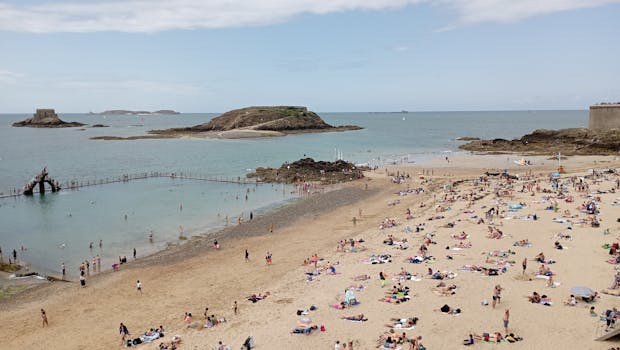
[99,239,103,249]
[41,309,48,327]
[13,248,17,263]
[492,285,503,308]
[133,248,136,259]
[119,322,130,345]
[80,275,86,288]
[265,252,272,265]
[136,280,142,294]
[503,309,510,333]
[233,300,238,315]
[522,257,527,274]
[245,249,249,262]
[61,263,66,279]
[269,223,273,233]
[184,313,192,328]
[379,271,387,288]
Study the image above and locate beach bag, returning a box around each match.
[320,325,325,332]
[132,338,142,345]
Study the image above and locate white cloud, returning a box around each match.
[0,0,617,33]
[0,70,22,84]
[0,0,424,33]
[444,0,620,24]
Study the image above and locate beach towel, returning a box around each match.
[330,301,360,309]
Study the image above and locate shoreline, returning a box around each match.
[2,154,620,349]
[0,181,379,308]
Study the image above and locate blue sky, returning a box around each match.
[0,0,618,112]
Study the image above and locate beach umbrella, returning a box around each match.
[298,318,312,326]
[571,286,595,297]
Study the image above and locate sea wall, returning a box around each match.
[589,104,620,132]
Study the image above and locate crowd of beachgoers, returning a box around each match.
[1,154,620,349]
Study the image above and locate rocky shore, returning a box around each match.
[459,128,620,155]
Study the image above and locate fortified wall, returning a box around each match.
[589,104,620,132]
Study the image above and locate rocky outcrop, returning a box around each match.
[13,109,85,128]
[247,158,366,184]
[459,128,620,155]
[149,106,362,136]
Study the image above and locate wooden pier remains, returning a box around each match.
[0,171,263,199]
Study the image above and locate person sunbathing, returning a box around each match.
[434,284,457,296]
[473,332,503,342]
[291,325,318,335]
[247,292,270,303]
[436,304,461,314]
[353,274,370,281]
[580,291,599,302]
[456,241,472,248]
[514,239,530,247]
[528,292,542,303]
[341,314,367,321]
[538,265,552,276]
[554,241,564,250]
[535,252,546,263]
[387,317,418,328]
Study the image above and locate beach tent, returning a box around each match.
[570,286,595,297]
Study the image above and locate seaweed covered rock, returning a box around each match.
[247,158,366,184]
[459,128,620,155]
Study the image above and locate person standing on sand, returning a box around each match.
[233,301,238,315]
[245,249,249,262]
[492,285,503,308]
[13,248,17,263]
[503,309,510,332]
[119,322,130,345]
[269,223,273,233]
[522,258,527,274]
[41,309,48,327]
[61,263,66,279]
[184,313,192,328]
[379,271,387,288]
[133,248,136,259]
[136,280,142,294]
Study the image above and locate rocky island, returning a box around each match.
[90,109,180,115]
[459,128,620,155]
[13,109,85,128]
[92,106,361,140]
[247,158,366,184]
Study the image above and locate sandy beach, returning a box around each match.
[1,154,620,350]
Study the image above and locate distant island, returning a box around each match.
[13,109,85,128]
[92,106,362,140]
[89,109,180,115]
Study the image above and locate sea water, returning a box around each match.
[0,110,587,275]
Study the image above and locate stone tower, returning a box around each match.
[589,103,620,132]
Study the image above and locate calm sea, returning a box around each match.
[0,110,587,275]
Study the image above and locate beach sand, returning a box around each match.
[1,154,619,350]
